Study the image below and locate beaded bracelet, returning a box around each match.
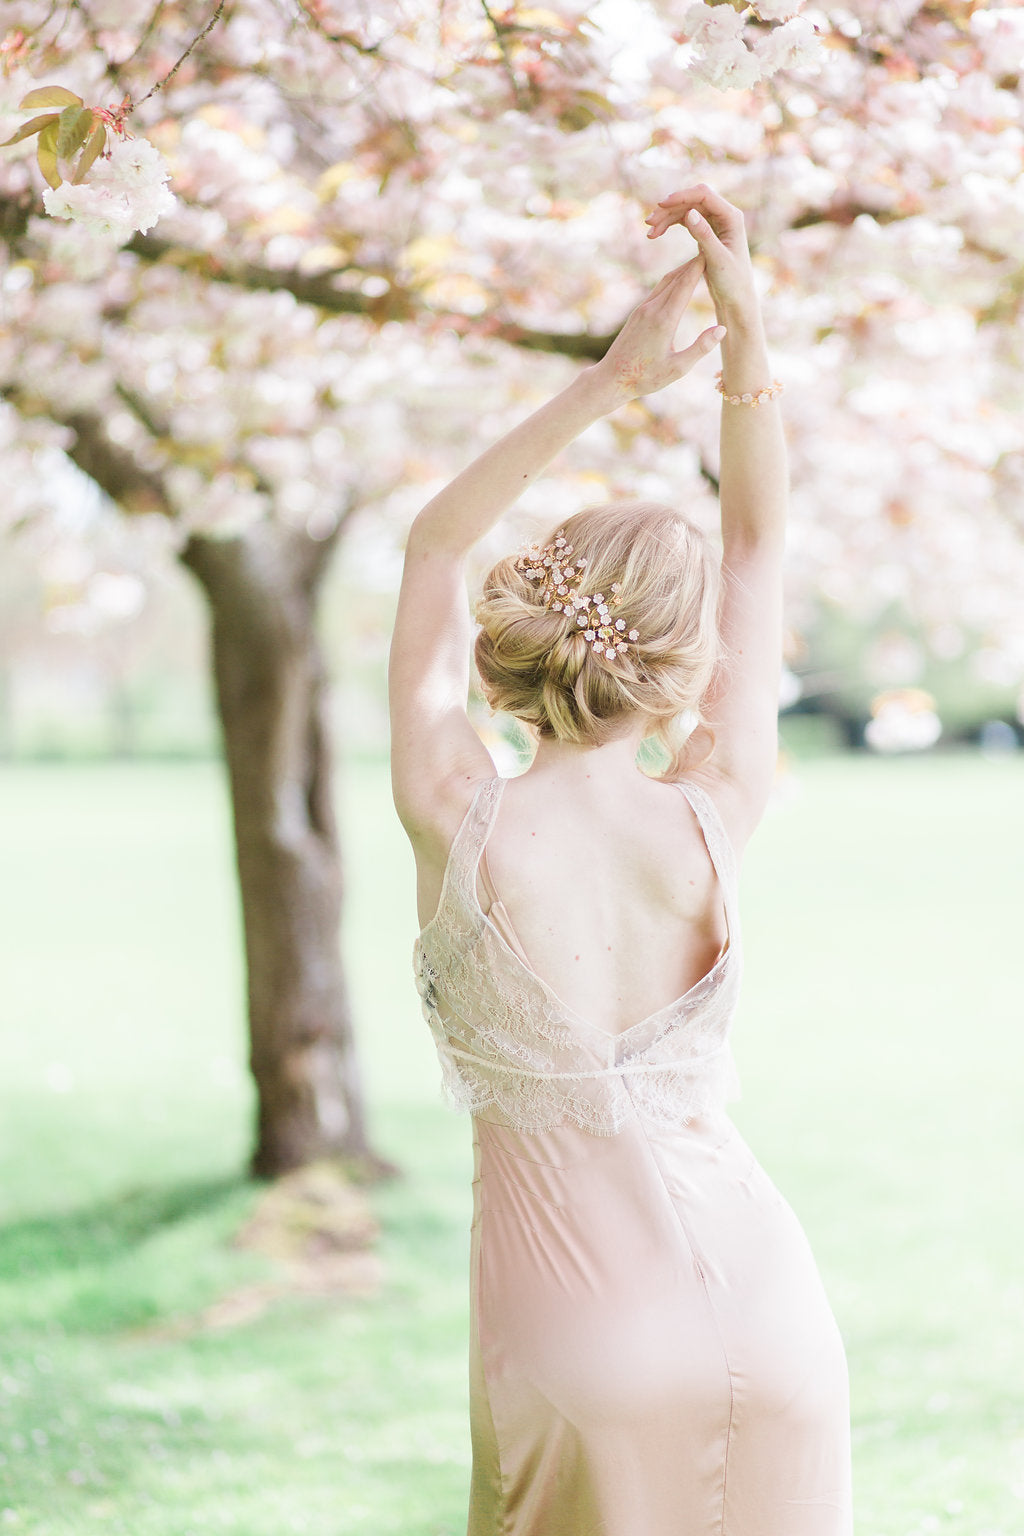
[715,371,784,408]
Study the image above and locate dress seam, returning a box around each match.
[633,1116,737,1536]
[718,1319,736,1536]
[688,1244,737,1536]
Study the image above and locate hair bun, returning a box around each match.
[474,500,720,775]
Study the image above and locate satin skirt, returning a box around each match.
[466,1111,852,1536]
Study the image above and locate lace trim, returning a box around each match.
[429,1037,742,1137]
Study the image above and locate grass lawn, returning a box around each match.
[0,749,1022,1535]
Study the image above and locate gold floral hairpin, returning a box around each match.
[514,530,640,662]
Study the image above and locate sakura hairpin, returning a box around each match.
[514,531,641,662]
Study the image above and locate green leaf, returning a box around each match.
[19,85,83,110]
[36,121,61,189]
[72,122,106,184]
[574,89,615,116]
[0,112,60,148]
[56,105,94,160]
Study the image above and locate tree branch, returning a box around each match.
[122,1,171,70]
[479,0,529,111]
[113,379,281,501]
[789,200,904,230]
[0,186,942,366]
[127,0,229,115]
[293,0,388,58]
[122,227,618,359]
[3,385,176,515]
[102,383,359,562]
[5,382,359,565]
[63,409,176,515]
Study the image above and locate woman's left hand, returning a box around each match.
[645,185,758,324]
[589,255,725,405]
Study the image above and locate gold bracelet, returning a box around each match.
[715,371,783,408]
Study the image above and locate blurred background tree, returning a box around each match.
[1,0,1022,1177]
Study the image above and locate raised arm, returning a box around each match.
[387,367,613,857]
[647,186,787,849]
[389,256,724,867]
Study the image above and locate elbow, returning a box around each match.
[405,507,467,563]
[406,509,434,553]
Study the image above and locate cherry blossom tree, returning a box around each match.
[2,0,1022,1174]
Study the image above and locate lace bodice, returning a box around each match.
[412,775,743,1136]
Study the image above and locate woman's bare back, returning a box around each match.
[471,758,729,1037]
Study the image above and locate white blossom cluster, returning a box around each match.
[4,0,1024,699]
[41,134,176,242]
[683,0,823,91]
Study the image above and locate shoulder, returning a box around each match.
[396,767,499,932]
[393,766,496,867]
[670,764,760,861]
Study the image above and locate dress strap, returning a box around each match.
[478,846,535,968]
[674,779,739,921]
[445,775,507,907]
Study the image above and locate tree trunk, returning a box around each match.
[180,521,384,1179]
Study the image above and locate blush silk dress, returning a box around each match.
[413,775,852,1536]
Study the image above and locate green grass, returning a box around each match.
[0,752,1022,1534]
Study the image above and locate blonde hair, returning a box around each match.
[474,500,721,779]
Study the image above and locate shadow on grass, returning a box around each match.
[0,1175,248,1282]
[0,1175,263,1334]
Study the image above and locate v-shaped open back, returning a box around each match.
[470,777,734,1040]
[413,775,744,1136]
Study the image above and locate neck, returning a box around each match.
[527,725,649,786]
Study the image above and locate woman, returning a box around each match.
[388,185,852,1536]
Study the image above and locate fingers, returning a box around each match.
[669,323,727,380]
[681,206,729,263]
[659,184,743,225]
[645,254,704,305]
[654,255,707,329]
[646,207,729,263]
[644,183,744,242]
[645,255,704,303]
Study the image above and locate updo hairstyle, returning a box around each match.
[474,500,721,779]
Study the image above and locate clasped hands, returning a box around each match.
[589,184,759,405]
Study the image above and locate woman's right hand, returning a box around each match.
[645,185,759,325]
[588,255,726,405]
